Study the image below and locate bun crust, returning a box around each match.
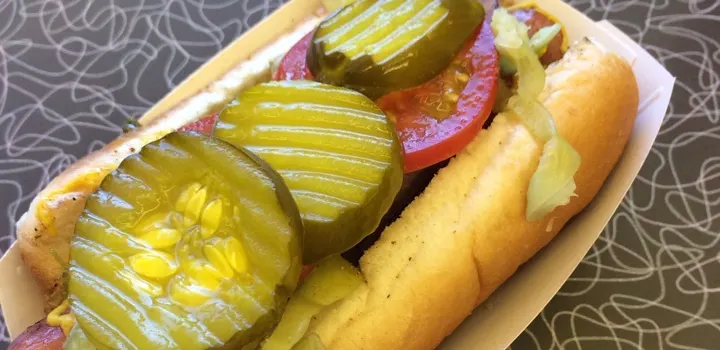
[306,40,639,349]
[11,18,639,348]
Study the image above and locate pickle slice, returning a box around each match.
[292,334,326,350]
[262,256,364,350]
[309,0,485,99]
[214,81,403,263]
[67,132,303,350]
[64,325,98,350]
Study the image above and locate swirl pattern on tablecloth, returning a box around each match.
[0,0,718,349]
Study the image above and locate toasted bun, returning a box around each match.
[13,20,639,350]
[305,39,639,349]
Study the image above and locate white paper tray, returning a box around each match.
[0,0,674,348]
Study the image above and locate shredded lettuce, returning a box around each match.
[498,23,563,76]
[530,23,563,56]
[506,95,556,142]
[492,7,530,48]
[492,10,545,98]
[526,136,582,221]
[491,9,582,222]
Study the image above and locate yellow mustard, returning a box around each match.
[46,299,75,335]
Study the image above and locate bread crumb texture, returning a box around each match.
[308,40,639,349]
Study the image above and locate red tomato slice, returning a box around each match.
[274,22,498,173]
[299,264,315,282]
[376,22,498,172]
[179,112,218,135]
[274,31,314,81]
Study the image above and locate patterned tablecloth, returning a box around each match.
[1,1,718,349]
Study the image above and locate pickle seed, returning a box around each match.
[120,269,164,297]
[138,228,182,249]
[202,264,228,285]
[224,237,249,275]
[200,198,223,239]
[175,183,202,213]
[203,245,234,279]
[169,278,212,307]
[168,211,185,231]
[129,252,178,279]
[455,71,470,83]
[184,187,208,227]
[185,261,221,290]
[444,90,460,103]
[134,211,171,235]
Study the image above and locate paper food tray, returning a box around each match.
[0,0,674,348]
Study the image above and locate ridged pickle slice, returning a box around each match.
[308,0,485,99]
[262,256,364,350]
[64,325,98,350]
[214,81,403,263]
[67,132,303,350]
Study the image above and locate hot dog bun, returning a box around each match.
[304,39,639,349]
[10,18,639,350]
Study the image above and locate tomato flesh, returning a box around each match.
[299,264,316,282]
[274,32,314,81]
[178,112,218,135]
[377,22,498,172]
[274,23,498,173]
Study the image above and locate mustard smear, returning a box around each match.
[46,299,75,336]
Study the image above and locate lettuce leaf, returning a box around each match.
[491,9,582,222]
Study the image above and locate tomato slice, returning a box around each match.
[299,264,316,282]
[376,22,498,173]
[274,22,498,173]
[178,112,218,135]
[274,31,314,81]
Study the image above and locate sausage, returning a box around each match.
[511,7,565,66]
[8,319,65,350]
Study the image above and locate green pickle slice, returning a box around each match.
[214,81,403,263]
[309,0,485,99]
[64,325,99,350]
[262,256,364,350]
[67,132,303,350]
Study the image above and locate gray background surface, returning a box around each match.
[1,0,718,349]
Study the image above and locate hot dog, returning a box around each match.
[6,1,639,349]
[8,320,64,350]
